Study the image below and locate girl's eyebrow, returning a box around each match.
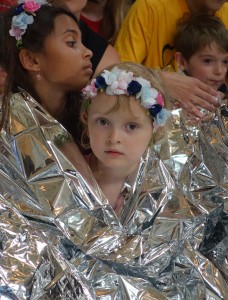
[63,28,80,36]
[199,54,213,57]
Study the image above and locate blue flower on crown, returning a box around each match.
[11,11,34,30]
[148,104,162,117]
[15,3,24,14]
[82,66,171,131]
[9,0,48,47]
[127,80,142,95]
[95,75,107,89]
[153,107,171,131]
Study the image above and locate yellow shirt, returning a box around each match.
[115,0,228,69]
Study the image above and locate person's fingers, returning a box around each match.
[180,99,204,118]
[163,73,222,118]
[190,95,218,112]
[178,81,221,117]
[197,79,218,95]
[195,86,220,108]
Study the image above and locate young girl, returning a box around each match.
[81,62,170,209]
[174,13,228,94]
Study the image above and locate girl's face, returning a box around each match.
[182,42,228,90]
[87,93,153,174]
[64,0,87,16]
[37,14,93,92]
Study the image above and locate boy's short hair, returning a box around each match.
[174,13,228,60]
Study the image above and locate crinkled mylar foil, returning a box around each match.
[0,91,227,299]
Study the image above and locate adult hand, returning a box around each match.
[160,71,220,118]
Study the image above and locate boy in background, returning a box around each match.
[174,13,228,94]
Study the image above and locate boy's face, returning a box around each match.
[182,42,228,90]
[87,93,153,175]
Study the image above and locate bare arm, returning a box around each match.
[93,44,121,77]
[160,71,220,118]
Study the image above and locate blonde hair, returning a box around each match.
[99,0,131,45]
[80,62,167,149]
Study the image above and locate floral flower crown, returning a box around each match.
[82,66,171,129]
[9,0,48,50]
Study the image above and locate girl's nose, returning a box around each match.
[107,128,121,144]
[82,43,93,59]
[214,63,223,75]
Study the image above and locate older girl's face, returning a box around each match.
[64,0,87,16]
[37,14,93,92]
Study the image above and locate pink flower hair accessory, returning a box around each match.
[23,0,41,14]
[82,66,171,129]
[9,0,48,49]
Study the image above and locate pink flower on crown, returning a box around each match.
[9,26,26,40]
[106,79,128,95]
[156,92,164,107]
[82,66,172,130]
[82,79,98,98]
[23,0,41,13]
[103,69,133,95]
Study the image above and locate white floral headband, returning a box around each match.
[9,0,48,50]
[82,66,171,128]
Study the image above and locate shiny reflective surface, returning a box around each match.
[0,92,227,299]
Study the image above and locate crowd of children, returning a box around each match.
[0,0,227,298]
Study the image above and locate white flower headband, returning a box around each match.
[82,66,171,128]
[9,0,48,49]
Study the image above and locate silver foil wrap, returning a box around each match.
[0,91,227,299]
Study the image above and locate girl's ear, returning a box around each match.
[175,52,188,71]
[81,111,90,137]
[19,49,40,72]
[81,111,88,125]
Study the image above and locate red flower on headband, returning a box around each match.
[23,0,41,13]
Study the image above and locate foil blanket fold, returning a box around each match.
[0,92,227,299]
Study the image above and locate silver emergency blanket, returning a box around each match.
[0,91,227,299]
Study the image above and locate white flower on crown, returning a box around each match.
[10,0,48,45]
[82,66,171,131]
[102,67,134,96]
[136,77,151,88]
[141,86,158,108]
[134,77,158,108]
